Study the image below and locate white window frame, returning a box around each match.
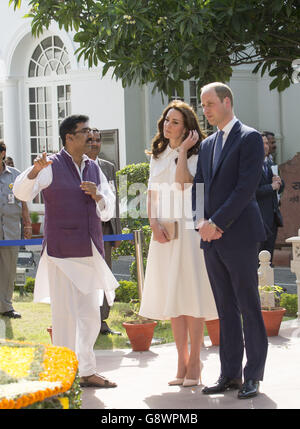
[169,80,213,134]
[25,36,72,208]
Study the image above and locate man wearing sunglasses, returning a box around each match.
[85,129,122,336]
[13,115,119,388]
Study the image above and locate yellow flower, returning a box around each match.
[58,397,69,409]
[0,346,35,378]
[0,340,78,409]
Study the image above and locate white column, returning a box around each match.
[3,78,21,167]
[286,228,300,319]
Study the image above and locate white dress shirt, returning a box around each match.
[218,116,238,148]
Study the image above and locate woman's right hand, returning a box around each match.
[151,222,170,243]
[179,130,199,153]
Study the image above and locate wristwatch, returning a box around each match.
[208,218,217,229]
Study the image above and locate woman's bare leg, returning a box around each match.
[185,316,204,381]
[171,316,189,379]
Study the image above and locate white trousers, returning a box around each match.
[48,262,101,377]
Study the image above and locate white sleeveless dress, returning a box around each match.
[139,146,218,321]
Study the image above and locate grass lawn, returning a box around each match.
[0,292,175,349]
[1,292,294,350]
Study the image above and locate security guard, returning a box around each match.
[0,141,31,318]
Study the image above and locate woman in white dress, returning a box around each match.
[139,100,218,387]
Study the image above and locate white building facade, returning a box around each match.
[1,1,299,214]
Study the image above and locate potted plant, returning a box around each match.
[122,299,157,352]
[30,211,41,235]
[259,285,286,336]
[205,319,220,346]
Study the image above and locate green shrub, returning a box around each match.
[116,162,150,231]
[280,293,298,317]
[112,224,152,283]
[30,212,40,223]
[115,280,139,303]
[129,258,147,282]
[112,163,152,282]
[113,225,151,259]
[24,277,35,294]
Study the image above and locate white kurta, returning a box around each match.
[13,151,119,376]
[139,146,218,321]
[13,151,119,304]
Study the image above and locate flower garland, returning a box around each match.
[0,339,79,409]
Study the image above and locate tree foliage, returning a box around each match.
[9,0,300,96]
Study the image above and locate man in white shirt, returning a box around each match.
[13,115,119,388]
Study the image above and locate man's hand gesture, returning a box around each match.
[28,152,53,179]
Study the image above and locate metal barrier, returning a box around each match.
[0,231,145,298]
[133,230,145,299]
[0,234,134,246]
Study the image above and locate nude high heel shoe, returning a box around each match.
[182,361,203,387]
[168,378,184,386]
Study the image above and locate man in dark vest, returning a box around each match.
[85,129,122,336]
[13,115,119,388]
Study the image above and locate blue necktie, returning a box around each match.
[212,130,224,174]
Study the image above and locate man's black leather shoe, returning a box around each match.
[1,310,21,319]
[238,380,259,399]
[100,327,122,336]
[202,376,243,394]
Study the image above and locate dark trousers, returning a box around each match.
[0,247,19,313]
[204,243,268,381]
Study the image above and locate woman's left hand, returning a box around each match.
[180,130,199,152]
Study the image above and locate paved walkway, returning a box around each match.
[81,319,300,410]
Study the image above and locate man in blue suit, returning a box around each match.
[257,133,284,266]
[192,82,268,399]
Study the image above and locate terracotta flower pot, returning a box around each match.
[205,319,220,346]
[123,320,157,351]
[261,307,286,336]
[32,222,41,235]
[47,326,53,343]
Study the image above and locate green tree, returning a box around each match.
[9,0,300,95]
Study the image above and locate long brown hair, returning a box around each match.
[146,100,206,160]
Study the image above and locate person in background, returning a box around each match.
[5,156,14,167]
[263,131,277,164]
[0,141,32,319]
[85,129,122,336]
[256,133,284,265]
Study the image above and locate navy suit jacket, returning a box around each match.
[192,120,266,251]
